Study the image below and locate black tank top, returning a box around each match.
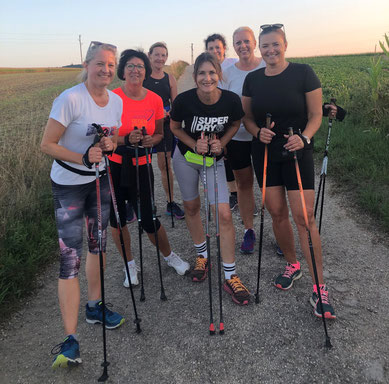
[143,72,171,108]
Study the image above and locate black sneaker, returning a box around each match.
[310,285,336,319]
[229,194,238,211]
[274,263,302,290]
[166,201,185,219]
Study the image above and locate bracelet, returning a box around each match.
[82,145,94,169]
[193,145,198,154]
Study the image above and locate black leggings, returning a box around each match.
[109,160,161,233]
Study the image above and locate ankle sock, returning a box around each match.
[87,299,100,308]
[164,251,174,261]
[195,242,208,259]
[67,334,78,341]
[127,260,135,268]
[223,262,236,280]
[244,228,254,234]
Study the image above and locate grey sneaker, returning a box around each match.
[166,252,190,275]
[123,263,140,287]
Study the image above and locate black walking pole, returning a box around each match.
[104,155,142,333]
[142,127,167,301]
[255,113,271,304]
[164,138,175,228]
[133,133,146,302]
[212,134,224,335]
[288,127,332,349]
[201,132,215,335]
[95,153,110,382]
[314,98,336,234]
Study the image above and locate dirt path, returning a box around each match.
[1,65,388,384]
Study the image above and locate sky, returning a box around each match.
[0,0,388,67]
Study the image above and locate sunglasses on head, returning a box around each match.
[88,41,117,51]
[260,24,284,31]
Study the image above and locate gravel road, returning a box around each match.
[0,65,388,384]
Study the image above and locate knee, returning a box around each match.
[142,217,161,234]
[218,207,232,226]
[235,178,252,191]
[184,202,200,217]
[270,209,289,226]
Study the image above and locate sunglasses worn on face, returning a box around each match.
[126,63,145,71]
[260,24,284,31]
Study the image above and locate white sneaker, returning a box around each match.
[165,252,190,276]
[123,263,139,287]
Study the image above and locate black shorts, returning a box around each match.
[109,160,161,233]
[251,139,314,190]
[154,122,173,153]
[225,140,253,171]
[224,157,235,182]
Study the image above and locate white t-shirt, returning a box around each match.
[221,60,266,141]
[49,83,122,185]
[221,57,238,71]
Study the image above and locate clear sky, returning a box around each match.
[0,0,388,67]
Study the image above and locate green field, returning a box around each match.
[0,53,388,312]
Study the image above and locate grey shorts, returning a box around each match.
[172,149,229,205]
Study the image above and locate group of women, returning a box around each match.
[41,24,337,369]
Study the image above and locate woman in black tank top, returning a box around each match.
[144,42,185,220]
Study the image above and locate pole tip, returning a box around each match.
[160,292,167,301]
[219,323,225,335]
[325,338,333,349]
[209,323,216,335]
[255,294,260,304]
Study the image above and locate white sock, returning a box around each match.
[223,262,236,280]
[164,251,174,261]
[194,242,208,259]
[127,260,136,268]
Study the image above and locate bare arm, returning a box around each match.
[169,73,178,102]
[170,119,196,150]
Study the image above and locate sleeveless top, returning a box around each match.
[143,72,171,108]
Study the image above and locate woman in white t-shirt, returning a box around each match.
[221,26,266,255]
[41,41,124,369]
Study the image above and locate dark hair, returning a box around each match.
[149,41,168,55]
[193,52,222,82]
[117,49,152,80]
[259,27,287,44]
[204,33,227,50]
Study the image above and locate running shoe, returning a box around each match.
[85,302,125,329]
[229,194,238,211]
[274,263,302,290]
[126,203,137,223]
[51,335,82,369]
[310,285,336,319]
[123,263,140,287]
[166,252,190,275]
[166,201,185,219]
[275,243,284,256]
[240,229,256,254]
[223,275,250,305]
[190,256,208,282]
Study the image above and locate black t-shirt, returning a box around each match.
[170,88,244,157]
[242,62,321,155]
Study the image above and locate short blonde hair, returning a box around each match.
[232,26,256,43]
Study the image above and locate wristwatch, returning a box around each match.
[302,134,311,145]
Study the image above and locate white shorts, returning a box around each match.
[172,149,229,205]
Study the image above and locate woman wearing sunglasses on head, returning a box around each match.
[41,41,124,368]
[242,24,335,319]
[108,49,189,289]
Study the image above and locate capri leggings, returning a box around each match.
[172,149,229,205]
[51,176,110,279]
[108,160,161,234]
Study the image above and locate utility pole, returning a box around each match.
[79,35,83,64]
[191,43,194,65]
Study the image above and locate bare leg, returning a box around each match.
[85,251,106,301]
[111,225,133,262]
[157,151,174,202]
[146,225,172,257]
[58,278,80,335]
[183,197,205,244]
[234,166,254,230]
[288,189,324,284]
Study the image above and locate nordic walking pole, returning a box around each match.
[142,127,167,301]
[314,98,336,234]
[255,113,271,304]
[94,139,110,382]
[105,155,142,333]
[134,129,146,302]
[92,123,142,332]
[164,139,175,228]
[202,132,215,335]
[288,127,332,349]
[212,134,224,335]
